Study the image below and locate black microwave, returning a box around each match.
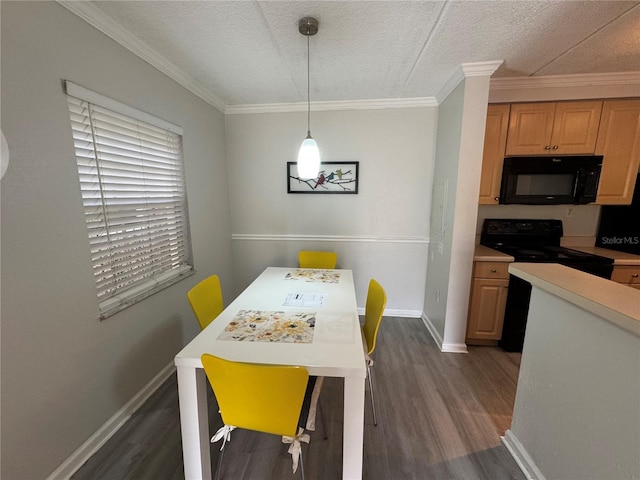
[499,156,602,205]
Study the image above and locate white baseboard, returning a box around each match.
[386,308,422,318]
[421,313,443,349]
[46,362,176,480]
[421,313,468,353]
[502,429,546,480]
[357,307,422,318]
[441,342,469,353]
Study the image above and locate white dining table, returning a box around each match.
[175,267,367,479]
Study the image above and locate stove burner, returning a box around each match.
[519,249,545,256]
[480,218,613,278]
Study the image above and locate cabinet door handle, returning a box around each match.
[491,268,497,273]
[632,273,639,278]
[552,145,559,150]
[504,285,509,288]
[494,197,499,202]
[544,145,551,150]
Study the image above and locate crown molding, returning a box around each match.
[436,61,503,104]
[225,97,438,115]
[461,61,504,77]
[57,0,437,115]
[490,71,640,90]
[58,2,638,115]
[56,0,227,112]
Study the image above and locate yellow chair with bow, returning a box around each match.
[202,354,321,479]
[298,250,338,269]
[361,279,387,426]
[187,274,224,330]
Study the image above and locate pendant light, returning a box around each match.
[297,17,320,180]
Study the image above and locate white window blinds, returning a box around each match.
[66,81,193,318]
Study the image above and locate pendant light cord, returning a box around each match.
[306,31,311,136]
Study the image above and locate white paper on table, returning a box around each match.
[283,293,327,307]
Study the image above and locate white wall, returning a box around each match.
[0,3,232,479]
[225,107,437,313]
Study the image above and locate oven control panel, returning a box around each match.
[482,219,563,236]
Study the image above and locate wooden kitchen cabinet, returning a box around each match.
[506,101,603,156]
[466,261,510,345]
[595,99,640,205]
[611,265,640,290]
[479,104,510,204]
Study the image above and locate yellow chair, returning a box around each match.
[202,354,315,479]
[187,274,224,330]
[298,250,338,269]
[361,279,387,426]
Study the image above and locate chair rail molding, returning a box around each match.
[231,233,429,244]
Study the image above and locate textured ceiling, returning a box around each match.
[75,1,640,107]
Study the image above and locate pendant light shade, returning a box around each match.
[297,132,320,179]
[297,17,320,180]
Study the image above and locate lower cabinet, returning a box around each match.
[611,265,640,290]
[466,261,510,345]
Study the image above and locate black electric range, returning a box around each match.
[480,219,614,352]
[481,219,614,278]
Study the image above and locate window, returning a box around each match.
[65,81,193,318]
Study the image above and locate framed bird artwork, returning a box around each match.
[287,161,359,194]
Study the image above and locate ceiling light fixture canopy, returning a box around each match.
[297,17,320,180]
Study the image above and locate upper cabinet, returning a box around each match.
[506,101,603,156]
[595,99,640,205]
[480,98,640,205]
[479,104,510,205]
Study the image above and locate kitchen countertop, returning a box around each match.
[473,244,514,262]
[509,263,640,335]
[475,244,640,266]
[571,246,640,266]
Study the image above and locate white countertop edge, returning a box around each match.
[473,244,515,262]
[474,244,640,264]
[509,263,640,336]
[570,246,640,265]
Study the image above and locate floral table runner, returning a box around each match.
[284,269,341,284]
[218,310,315,343]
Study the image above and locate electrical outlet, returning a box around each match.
[435,289,440,303]
[565,207,574,218]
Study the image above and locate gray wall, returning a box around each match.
[508,287,640,479]
[423,82,464,340]
[225,107,437,311]
[1,2,232,478]
[423,75,491,351]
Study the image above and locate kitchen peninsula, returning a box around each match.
[502,263,640,480]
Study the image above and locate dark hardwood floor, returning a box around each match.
[71,317,524,480]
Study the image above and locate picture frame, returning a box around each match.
[287,161,359,194]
